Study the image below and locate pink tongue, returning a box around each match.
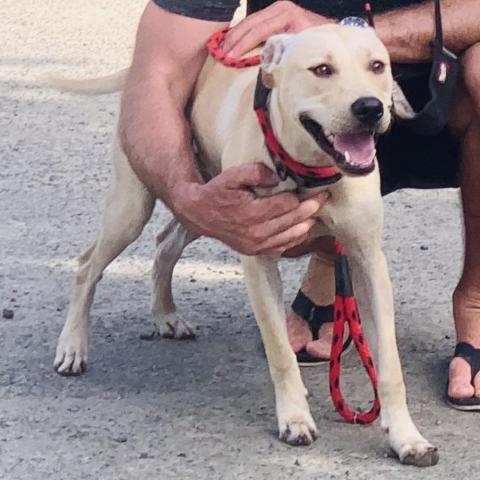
[333,133,375,166]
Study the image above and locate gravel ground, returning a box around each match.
[1,1,479,479]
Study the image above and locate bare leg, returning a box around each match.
[54,142,154,374]
[151,218,199,338]
[448,43,480,399]
[286,239,337,358]
[241,254,317,445]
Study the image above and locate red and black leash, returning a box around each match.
[207,29,380,425]
[331,241,380,424]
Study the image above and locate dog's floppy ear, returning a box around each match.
[261,34,294,88]
[391,81,416,119]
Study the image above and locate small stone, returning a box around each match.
[420,245,429,251]
[113,436,128,443]
[349,453,369,460]
[177,452,186,458]
[435,420,441,426]
[294,459,300,467]
[2,309,14,319]
[139,330,158,341]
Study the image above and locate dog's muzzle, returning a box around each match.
[299,114,379,176]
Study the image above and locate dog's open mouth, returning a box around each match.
[300,115,376,176]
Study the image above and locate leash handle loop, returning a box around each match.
[329,241,381,425]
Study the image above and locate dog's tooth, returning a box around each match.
[344,151,350,163]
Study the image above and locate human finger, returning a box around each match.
[226,11,291,57]
[254,218,316,254]
[221,163,279,189]
[258,196,324,236]
[250,191,327,223]
[224,3,289,53]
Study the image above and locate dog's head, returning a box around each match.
[261,24,393,176]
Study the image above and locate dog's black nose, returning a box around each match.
[351,97,384,125]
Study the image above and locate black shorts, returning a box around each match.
[153,0,461,195]
[378,67,460,195]
[152,0,239,21]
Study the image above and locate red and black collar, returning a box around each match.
[253,72,342,189]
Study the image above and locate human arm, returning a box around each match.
[119,1,327,255]
[376,0,480,61]
[223,0,480,62]
[119,2,228,201]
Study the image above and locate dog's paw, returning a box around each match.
[278,411,317,446]
[54,332,88,376]
[395,438,439,467]
[154,313,196,340]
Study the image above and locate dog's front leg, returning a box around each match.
[345,241,439,466]
[241,254,317,446]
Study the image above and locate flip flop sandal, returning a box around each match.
[446,342,480,411]
[292,290,352,367]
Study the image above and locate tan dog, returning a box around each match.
[50,25,436,466]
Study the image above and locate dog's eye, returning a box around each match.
[371,61,385,74]
[310,64,334,77]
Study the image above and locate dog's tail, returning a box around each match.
[41,68,129,95]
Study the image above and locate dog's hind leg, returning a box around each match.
[345,241,439,467]
[150,219,199,338]
[54,140,155,375]
[241,254,317,446]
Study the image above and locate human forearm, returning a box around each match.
[118,1,219,214]
[376,0,480,62]
[226,0,480,64]
[119,70,204,212]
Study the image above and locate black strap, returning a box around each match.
[253,70,269,111]
[454,342,480,379]
[291,290,333,341]
[335,254,354,297]
[433,0,443,51]
[396,0,459,136]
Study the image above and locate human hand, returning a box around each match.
[223,1,331,58]
[173,163,328,256]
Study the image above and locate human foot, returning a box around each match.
[287,292,350,365]
[287,289,334,361]
[447,288,480,408]
[286,307,313,352]
[305,322,334,360]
